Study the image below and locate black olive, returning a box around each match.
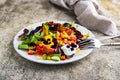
[24,29,29,33]
[49,24,58,31]
[63,23,71,28]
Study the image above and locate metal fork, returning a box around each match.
[77,39,120,49]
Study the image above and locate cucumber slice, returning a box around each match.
[50,54,61,58]
[51,56,60,61]
[18,44,29,49]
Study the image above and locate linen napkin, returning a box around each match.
[50,0,118,36]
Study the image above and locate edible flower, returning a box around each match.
[61,43,78,56]
[40,35,54,47]
[82,33,90,39]
[29,30,38,35]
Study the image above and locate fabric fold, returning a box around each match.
[50,0,118,35]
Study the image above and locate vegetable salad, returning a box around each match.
[18,21,90,61]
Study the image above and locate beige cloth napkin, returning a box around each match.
[50,0,118,36]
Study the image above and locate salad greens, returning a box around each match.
[18,21,90,61]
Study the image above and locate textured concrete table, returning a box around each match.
[0,0,120,80]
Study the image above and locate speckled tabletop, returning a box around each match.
[0,0,120,80]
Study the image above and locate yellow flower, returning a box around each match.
[41,35,54,47]
[44,35,53,42]
[82,33,90,39]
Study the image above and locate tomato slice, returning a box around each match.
[42,46,55,54]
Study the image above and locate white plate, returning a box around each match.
[13,21,95,64]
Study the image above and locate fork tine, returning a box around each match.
[77,39,96,49]
[79,39,92,44]
[78,39,94,46]
[79,41,94,46]
[80,44,95,49]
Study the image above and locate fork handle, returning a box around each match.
[102,42,120,46]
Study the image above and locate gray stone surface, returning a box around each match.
[0,0,120,80]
